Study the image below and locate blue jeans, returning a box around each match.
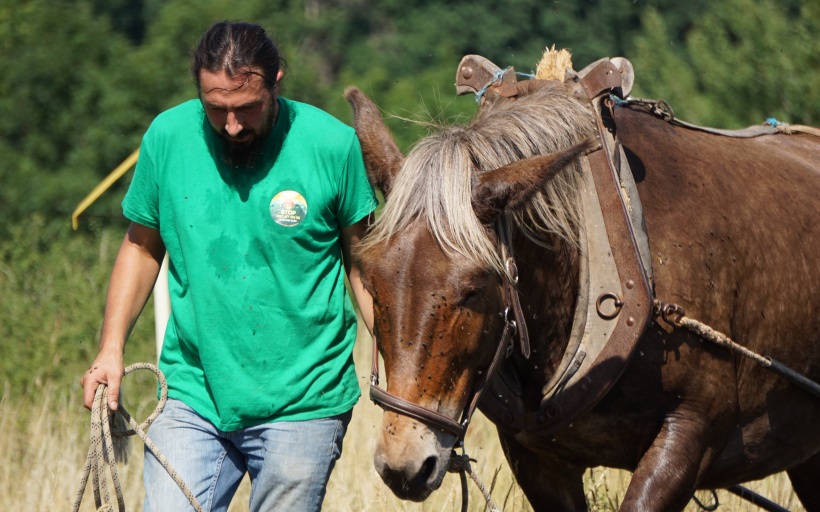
[143,398,351,512]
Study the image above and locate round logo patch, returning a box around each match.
[269,190,308,227]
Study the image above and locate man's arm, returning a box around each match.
[340,215,374,335]
[81,222,166,411]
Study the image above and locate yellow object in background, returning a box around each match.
[71,148,140,230]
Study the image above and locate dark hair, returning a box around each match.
[192,21,286,93]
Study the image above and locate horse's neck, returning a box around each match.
[511,232,580,403]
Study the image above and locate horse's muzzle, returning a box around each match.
[374,448,447,501]
[373,414,454,501]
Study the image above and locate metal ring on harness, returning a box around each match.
[596,292,624,320]
[661,303,686,327]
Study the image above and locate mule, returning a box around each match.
[344,69,820,511]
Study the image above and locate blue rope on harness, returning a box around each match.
[609,95,630,107]
[475,67,512,103]
[765,117,782,127]
[474,69,537,103]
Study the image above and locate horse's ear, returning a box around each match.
[344,87,405,197]
[472,139,595,223]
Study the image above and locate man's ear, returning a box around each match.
[471,139,595,223]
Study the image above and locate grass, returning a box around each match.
[1,321,805,512]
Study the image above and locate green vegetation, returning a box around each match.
[1,1,816,509]
[2,0,819,407]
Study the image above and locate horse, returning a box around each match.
[343,58,820,511]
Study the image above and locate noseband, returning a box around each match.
[369,222,530,444]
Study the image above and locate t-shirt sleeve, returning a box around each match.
[122,136,160,229]
[336,135,378,227]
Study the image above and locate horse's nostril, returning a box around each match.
[416,455,438,485]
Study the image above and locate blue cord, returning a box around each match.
[475,67,512,103]
[609,95,630,107]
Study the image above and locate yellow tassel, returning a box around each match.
[535,45,573,81]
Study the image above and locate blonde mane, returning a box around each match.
[361,82,596,274]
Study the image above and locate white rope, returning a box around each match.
[72,363,205,512]
[658,302,771,368]
[678,317,771,367]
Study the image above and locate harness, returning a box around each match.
[455,54,820,435]
[461,57,657,435]
[368,57,656,440]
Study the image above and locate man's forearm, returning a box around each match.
[341,215,375,335]
[99,223,166,352]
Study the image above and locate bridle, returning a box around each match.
[368,219,530,444]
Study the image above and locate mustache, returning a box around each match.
[222,129,254,142]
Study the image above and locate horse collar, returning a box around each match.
[479,67,656,435]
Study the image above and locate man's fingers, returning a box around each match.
[107,379,120,411]
[82,380,97,410]
[80,365,123,411]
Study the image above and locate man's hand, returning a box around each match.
[81,348,124,411]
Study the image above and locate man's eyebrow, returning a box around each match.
[236,98,264,108]
[202,98,264,110]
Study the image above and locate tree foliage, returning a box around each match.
[1,0,819,400]
[630,0,820,127]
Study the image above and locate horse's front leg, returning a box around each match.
[498,431,587,512]
[620,409,722,512]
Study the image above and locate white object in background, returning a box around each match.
[153,252,171,361]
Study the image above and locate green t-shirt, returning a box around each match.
[123,98,377,431]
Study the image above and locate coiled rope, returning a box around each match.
[72,363,204,512]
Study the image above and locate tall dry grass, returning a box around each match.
[2,323,805,511]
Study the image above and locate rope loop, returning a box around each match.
[652,99,675,121]
[72,363,205,512]
[110,363,168,436]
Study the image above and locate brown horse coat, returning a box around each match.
[345,83,820,511]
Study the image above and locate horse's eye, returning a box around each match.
[457,288,483,307]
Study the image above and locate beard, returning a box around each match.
[218,101,277,172]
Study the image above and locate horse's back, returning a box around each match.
[614,106,820,481]
[615,105,820,324]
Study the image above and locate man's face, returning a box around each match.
[199,66,283,170]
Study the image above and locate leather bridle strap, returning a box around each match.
[369,380,467,437]
[498,219,531,359]
[369,271,522,443]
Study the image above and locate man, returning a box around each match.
[81,21,376,512]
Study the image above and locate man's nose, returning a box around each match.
[225,111,243,137]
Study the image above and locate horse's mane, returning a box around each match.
[361,82,596,274]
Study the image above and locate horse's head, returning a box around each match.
[345,86,593,501]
